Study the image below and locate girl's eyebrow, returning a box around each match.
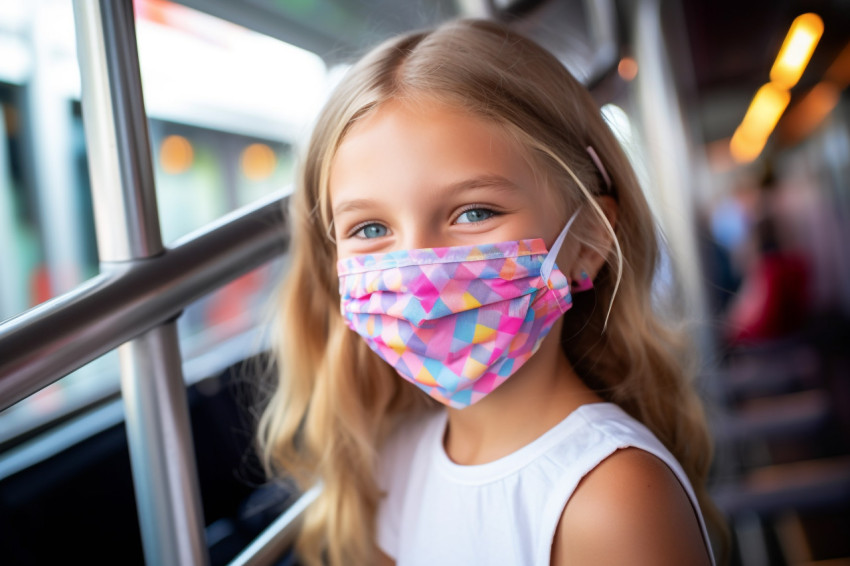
[332,198,378,217]
[332,175,522,216]
[446,174,524,195]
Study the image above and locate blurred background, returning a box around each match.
[0,0,847,564]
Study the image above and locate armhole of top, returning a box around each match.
[538,442,618,565]
[540,443,716,566]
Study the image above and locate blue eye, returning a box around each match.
[456,208,495,224]
[354,223,388,239]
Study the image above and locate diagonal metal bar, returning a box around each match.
[228,484,322,566]
[0,193,288,413]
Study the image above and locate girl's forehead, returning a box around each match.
[332,97,539,179]
[329,99,533,191]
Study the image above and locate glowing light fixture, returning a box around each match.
[160,134,194,174]
[729,12,824,163]
[741,83,792,134]
[730,83,791,163]
[770,13,824,89]
[729,127,763,164]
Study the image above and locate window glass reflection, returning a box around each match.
[134,0,326,243]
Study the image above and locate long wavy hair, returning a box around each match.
[257,18,724,565]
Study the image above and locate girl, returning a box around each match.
[258,18,722,566]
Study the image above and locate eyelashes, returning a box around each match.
[348,221,389,239]
[343,204,504,240]
[454,206,499,224]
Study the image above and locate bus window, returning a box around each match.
[0,1,97,321]
[0,350,120,450]
[134,0,326,243]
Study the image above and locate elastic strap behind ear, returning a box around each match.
[586,146,612,191]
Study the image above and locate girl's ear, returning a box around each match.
[572,195,618,282]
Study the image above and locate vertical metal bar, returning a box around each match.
[583,0,618,72]
[632,0,711,350]
[74,0,163,262]
[72,1,209,565]
[120,322,208,566]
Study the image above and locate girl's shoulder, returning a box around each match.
[552,446,713,565]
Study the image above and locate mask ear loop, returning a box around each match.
[540,207,581,313]
[540,206,581,284]
[586,146,612,191]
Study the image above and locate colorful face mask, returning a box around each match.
[337,210,586,409]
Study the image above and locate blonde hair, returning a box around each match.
[258,18,724,565]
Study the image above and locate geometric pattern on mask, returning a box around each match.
[338,238,573,408]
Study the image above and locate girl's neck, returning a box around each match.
[442,328,603,466]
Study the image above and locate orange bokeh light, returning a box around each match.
[241,143,277,181]
[159,135,194,174]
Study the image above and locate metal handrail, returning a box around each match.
[228,484,322,566]
[0,191,288,413]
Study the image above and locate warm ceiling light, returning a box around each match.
[741,82,792,136]
[770,13,824,89]
[730,83,791,162]
[730,126,763,163]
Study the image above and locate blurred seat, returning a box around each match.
[711,389,833,446]
[711,456,850,518]
[721,341,821,402]
[707,315,850,566]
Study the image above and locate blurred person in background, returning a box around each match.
[723,163,812,345]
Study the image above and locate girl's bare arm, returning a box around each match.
[551,447,711,566]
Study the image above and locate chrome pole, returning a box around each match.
[120,321,208,566]
[73,1,208,564]
[632,0,710,347]
[74,0,162,261]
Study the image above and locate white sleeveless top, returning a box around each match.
[377,402,714,565]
